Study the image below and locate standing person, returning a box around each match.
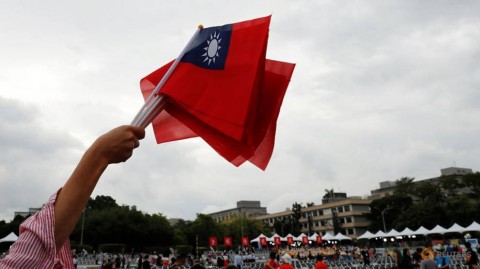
[143,254,151,269]
[0,125,145,268]
[361,247,370,267]
[264,252,279,269]
[412,248,423,269]
[465,242,479,269]
[278,254,294,269]
[435,248,450,269]
[420,252,437,269]
[392,247,403,269]
[400,248,414,269]
[315,255,328,269]
[234,251,244,269]
[170,255,186,269]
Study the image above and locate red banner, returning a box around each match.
[259,237,267,246]
[224,237,232,247]
[274,237,281,246]
[302,236,309,245]
[241,237,250,246]
[286,236,294,245]
[316,235,323,244]
[209,236,218,247]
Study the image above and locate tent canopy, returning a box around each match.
[0,232,18,243]
[335,233,352,241]
[357,231,376,240]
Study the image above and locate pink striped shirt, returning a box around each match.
[0,190,73,268]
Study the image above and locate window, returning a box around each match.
[344,205,351,212]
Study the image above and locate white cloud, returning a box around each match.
[0,0,479,222]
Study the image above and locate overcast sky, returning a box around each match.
[1,1,479,222]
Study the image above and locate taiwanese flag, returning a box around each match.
[140,15,295,170]
[286,236,294,245]
[302,236,309,245]
[224,237,232,247]
[259,237,267,246]
[209,236,218,247]
[274,237,281,246]
[241,237,250,246]
[316,235,323,244]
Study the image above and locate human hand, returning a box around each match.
[89,125,146,164]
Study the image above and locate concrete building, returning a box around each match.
[208,200,267,223]
[370,167,475,199]
[14,208,41,218]
[254,196,372,239]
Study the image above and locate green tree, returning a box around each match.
[291,202,302,235]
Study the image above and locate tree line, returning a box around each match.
[367,172,480,233]
[0,195,272,254]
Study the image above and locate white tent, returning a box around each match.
[385,229,401,237]
[322,232,335,241]
[268,233,285,242]
[357,231,376,239]
[0,232,18,243]
[427,225,448,235]
[250,233,268,243]
[284,233,296,243]
[374,230,387,237]
[399,228,415,237]
[412,226,431,235]
[295,233,308,241]
[445,223,466,234]
[308,232,321,241]
[335,233,352,241]
[464,221,480,232]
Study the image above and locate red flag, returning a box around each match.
[140,16,295,170]
[259,237,267,246]
[302,236,309,245]
[274,237,281,246]
[241,237,250,246]
[316,235,323,244]
[224,237,232,247]
[209,236,218,247]
[286,236,294,245]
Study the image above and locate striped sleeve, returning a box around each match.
[0,189,74,269]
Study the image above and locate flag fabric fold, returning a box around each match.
[139,15,295,170]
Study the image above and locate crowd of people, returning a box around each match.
[58,241,479,269]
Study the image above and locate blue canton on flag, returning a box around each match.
[181,24,232,70]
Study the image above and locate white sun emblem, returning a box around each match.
[202,31,222,65]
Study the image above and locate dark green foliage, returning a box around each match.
[367,174,480,232]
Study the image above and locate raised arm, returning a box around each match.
[54,125,145,252]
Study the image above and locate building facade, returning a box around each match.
[254,196,372,239]
[208,200,267,223]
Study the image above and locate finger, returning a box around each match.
[130,125,146,140]
[133,138,140,149]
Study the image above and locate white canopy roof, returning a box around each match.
[322,232,335,241]
[385,229,401,237]
[308,232,320,241]
[374,230,387,237]
[464,221,480,232]
[445,223,466,234]
[268,233,285,242]
[357,231,376,239]
[427,225,448,235]
[250,233,268,243]
[0,232,18,243]
[399,228,415,236]
[335,233,352,241]
[295,233,308,241]
[412,226,431,235]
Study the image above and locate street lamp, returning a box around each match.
[381,207,392,232]
[238,208,244,239]
[80,208,86,246]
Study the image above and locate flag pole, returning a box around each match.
[131,25,204,127]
